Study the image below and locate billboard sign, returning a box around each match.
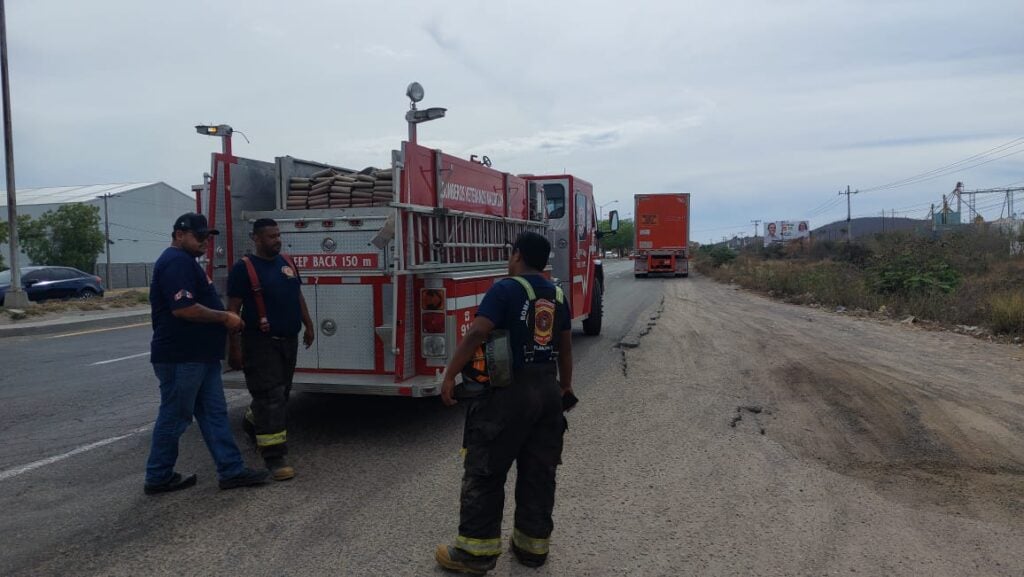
[764,220,810,246]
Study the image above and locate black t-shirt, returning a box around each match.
[476,275,571,370]
[150,247,227,363]
[226,254,303,337]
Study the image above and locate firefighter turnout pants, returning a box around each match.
[242,332,298,461]
[456,364,566,560]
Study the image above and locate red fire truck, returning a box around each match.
[193,83,617,397]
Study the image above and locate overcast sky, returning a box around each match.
[5,0,1023,243]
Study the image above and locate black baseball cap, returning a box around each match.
[173,213,219,236]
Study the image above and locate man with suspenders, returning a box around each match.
[436,231,576,574]
[227,218,315,481]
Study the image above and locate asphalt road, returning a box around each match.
[0,259,666,576]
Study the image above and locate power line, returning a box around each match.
[109,221,168,238]
[805,195,845,218]
[859,136,1024,194]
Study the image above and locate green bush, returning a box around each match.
[870,256,961,295]
[708,246,737,268]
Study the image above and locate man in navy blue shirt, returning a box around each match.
[436,232,575,574]
[144,213,269,494]
[227,218,314,482]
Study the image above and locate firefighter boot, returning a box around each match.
[510,541,547,568]
[435,545,497,575]
[265,456,295,481]
[510,528,550,568]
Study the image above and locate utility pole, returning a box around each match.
[99,193,112,287]
[1,0,28,309]
[750,219,761,239]
[839,185,858,242]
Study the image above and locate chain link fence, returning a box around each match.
[94,263,155,289]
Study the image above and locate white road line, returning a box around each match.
[0,425,151,482]
[90,352,150,366]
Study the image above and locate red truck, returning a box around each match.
[633,193,690,278]
[191,83,616,397]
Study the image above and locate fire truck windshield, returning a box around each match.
[544,183,566,219]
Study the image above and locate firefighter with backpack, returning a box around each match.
[436,231,576,575]
[227,218,315,481]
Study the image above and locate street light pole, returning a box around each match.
[99,193,112,287]
[1,0,28,309]
[599,199,619,221]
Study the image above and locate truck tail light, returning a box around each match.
[421,289,444,311]
[422,312,446,334]
[422,335,446,358]
[420,288,447,357]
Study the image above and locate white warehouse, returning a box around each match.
[1,182,194,282]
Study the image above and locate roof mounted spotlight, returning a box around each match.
[404,82,445,145]
[195,124,233,137]
[406,82,425,105]
[406,107,447,123]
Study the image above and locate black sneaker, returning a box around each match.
[143,472,197,495]
[435,545,497,575]
[218,467,270,490]
[510,541,547,568]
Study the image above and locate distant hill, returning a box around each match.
[810,217,930,242]
[708,216,933,249]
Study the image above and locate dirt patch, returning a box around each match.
[767,360,1024,523]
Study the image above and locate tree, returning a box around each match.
[599,218,634,255]
[19,204,105,272]
[0,214,33,270]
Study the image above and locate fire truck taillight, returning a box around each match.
[422,312,446,334]
[421,289,445,311]
[295,220,307,229]
[422,335,446,358]
[420,287,447,357]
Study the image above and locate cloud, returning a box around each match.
[3,0,1023,243]
[481,115,704,156]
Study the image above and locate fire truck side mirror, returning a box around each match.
[608,210,620,233]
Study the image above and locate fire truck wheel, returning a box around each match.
[634,273,648,279]
[582,278,603,336]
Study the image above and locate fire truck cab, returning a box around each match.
[193,83,616,397]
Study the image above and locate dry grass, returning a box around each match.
[2,289,149,320]
[695,236,1024,336]
[988,292,1024,335]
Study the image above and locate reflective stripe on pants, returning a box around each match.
[256,430,287,447]
[455,535,502,557]
[512,528,550,555]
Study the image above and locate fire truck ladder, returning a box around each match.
[397,204,547,271]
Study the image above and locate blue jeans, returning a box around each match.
[145,362,245,485]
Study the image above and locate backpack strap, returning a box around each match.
[510,276,536,301]
[510,276,564,304]
[242,256,271,333]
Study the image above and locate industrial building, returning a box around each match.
[1,182,194,286]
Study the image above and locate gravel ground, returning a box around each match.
[554,274,1023,576]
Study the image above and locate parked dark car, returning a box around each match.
[0,266,105,305]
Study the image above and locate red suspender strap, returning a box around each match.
[242,256,271,333]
